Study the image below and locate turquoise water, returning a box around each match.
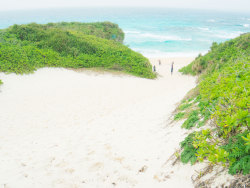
[0,8,249,57]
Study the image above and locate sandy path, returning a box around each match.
[0,57,197,188]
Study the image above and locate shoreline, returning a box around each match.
[144,53,202,59]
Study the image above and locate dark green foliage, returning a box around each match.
[0,23,156,78]
[0,43,45,73]
[228,156,250,175]
[222,132,250,175]
[180,133,197,165]
[44,22,124,43]
[9,22,124,43]
[174,112,185,120]
[182,110,199,129]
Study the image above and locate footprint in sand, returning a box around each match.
[87,150,95,155]
[113,157,124,163]
[89,162,104,171]
[65,168,75,174]
[55,160,68,168]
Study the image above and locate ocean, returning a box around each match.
[0,8,249,57]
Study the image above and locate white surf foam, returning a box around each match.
[207,19,216,22]
[124,30,141,34]
[137,33,192,42]
[198,27,210,31]
[214,31,244,39]
[243,24,249,28]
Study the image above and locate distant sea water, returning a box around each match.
[0,8,249,57]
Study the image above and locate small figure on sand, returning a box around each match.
[158,60,161,65]
[171,62,174,75]
[153,65,156,72]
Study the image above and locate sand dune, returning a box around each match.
[0,57,198,188]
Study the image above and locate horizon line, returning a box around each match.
[0,6,250,14]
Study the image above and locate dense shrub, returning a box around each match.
[222,132,250,175]
[181,110,200,129]
[174,112,185,120]
[44,22,125,43]
[178,33,250,175]
[0,23,155,78]
[180,133,198,165]
[179,33,250,76]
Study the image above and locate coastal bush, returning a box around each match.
[179,33,250,76]
[178,33,250,175]
[180,133,197,165]
[44,22,125,43]
[181,110,200,129]
[222,132,250,175]
[179,102,192,111]
[0,23,155,78]
[174,112,185,120]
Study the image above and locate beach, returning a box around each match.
[0,57,198,188]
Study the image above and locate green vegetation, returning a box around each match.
[222,132,250,175]
[180,33,249,77]
[174,112,185,120]
[43,22,125,43]
[179,102,192,110]
[0,79,2,85]
[177,33,250,175]
[180,132,197,165]
[0,22,155,79]
[181,110,200,129]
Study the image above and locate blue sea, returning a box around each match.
[0,8,249,57]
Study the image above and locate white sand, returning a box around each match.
[0,57,198,188]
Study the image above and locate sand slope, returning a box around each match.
[0,57,198,188]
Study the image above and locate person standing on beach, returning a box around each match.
[171,62,174,75]
[153,65,156,72]
[158,60,161,65]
